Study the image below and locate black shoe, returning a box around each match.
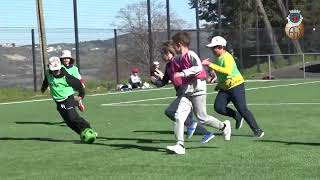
[235,118,244,129]
[254,129,265,138]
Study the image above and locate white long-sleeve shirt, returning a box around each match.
[130,74,142,84]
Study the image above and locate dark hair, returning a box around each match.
[172,32,191,47]
[213,45,225,49]
[161,40,176,56]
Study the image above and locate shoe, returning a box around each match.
[236,118,244,130]
[166,144,185,155]
[254,129,264,138]
[222,120,231,141]
[78,99,85,112]
[201,132,215,144]
[186,121,198,139]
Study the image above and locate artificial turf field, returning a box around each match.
[0,80,319,180]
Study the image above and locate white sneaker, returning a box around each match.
[166,144,185,155]
[186,121,198,139]
[222,120,231,141]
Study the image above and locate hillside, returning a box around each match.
[0,31,214,89]
[1,31,319,89]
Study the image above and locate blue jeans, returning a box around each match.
[214,83,260,131]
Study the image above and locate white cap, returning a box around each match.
[206,36,227,47]
[60,50,72,59]
[153,61,160,65]
[48,56,61,71]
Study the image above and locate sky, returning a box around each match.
[0,0,197,45]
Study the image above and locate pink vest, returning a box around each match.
[170,52,206,87]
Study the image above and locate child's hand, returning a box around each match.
[173,72,184,78]
[173,72,184,86]
[80,79,86,88]
[202,58,212,66]
[74,96,84,112]
[74,96,82,102]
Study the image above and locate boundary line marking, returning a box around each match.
[101,102,320,107]
[0,80,319,106]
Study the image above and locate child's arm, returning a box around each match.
[74,67,85,88]
[156,67,170,87]
[65,73,85,99]
[40,76,48,93]
[202,56,233,75]
[181,51,202,77]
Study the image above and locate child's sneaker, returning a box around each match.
[236,118,244,129]
[186,122,198,139]
[222,120,231,141]
[201,132,215,144]
[166,144,185,155]
[254,129,264,138]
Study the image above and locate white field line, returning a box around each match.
[0,87,174,106]
[0,80,319,106]
[101,102,320,107]
[101,80,320,106]
[89,86,174,96]
[0,98,53,105]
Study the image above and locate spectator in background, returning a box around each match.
[150,61,164,87]
[129,67,143,89]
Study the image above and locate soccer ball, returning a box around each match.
[80,128,96,144]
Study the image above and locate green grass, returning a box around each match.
[0,80,319,179]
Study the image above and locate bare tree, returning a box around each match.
[276,0,302,54]
[256,0,283,66]
[114,0,188,70]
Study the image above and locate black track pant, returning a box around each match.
[56,96,91,134]
[214,83,261,131]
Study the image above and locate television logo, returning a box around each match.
[285,9,304,40]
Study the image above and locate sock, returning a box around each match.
[177,141,184,147]
[220,123,226,131]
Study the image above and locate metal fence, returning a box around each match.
[250,53,320,79]
[0,0,320,90]
[0,26,320,90]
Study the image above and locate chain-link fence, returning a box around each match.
[0,25,320,89]
[1,0,320,89]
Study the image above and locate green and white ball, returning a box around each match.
[80,128,96,144]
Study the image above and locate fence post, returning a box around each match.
[114,29,119,84]
[73,0,80,71]
[255,2,261,72]
[302,53,306,79]
[239,10,244,71]
[147,0,153,73]
[195,0,200,57]
[31,29,37,92]
[35,0,48,81]
[268,55,271,79]
[166,0,171,40]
